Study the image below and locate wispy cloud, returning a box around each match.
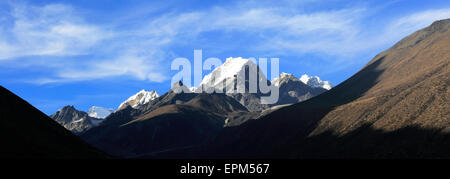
[0,2,168,84]
[0,3,112,59]
[56,50,168,83]
[1,1,449,85]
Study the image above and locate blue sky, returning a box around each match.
[0,0,449,114]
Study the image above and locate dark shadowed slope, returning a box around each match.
[203,19,450,158]
[185,93,248,116]
[0,86,107,158]
[81,93,247,157]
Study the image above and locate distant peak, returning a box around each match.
[300,74,333,90]
[224,57,248,63]
[172,80,184,88]
[171,80,191,93]
[88,106,114,119]
[189,87,197,92]
[272,72,299,86]
[198,57,261,89]
[280,72,295,78]
[117,89,160,110]
[60,105,76,111]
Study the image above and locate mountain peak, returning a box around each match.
[87,106,114,119]
[117,89,159,110]
[272,72,299,86]
[61,105,75,110]
[299,74,333,90]
[199,57,260,89]
[51,105,96,134]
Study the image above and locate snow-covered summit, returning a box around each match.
[271,72,300,86]
[189,87,197,92]
[118,89,159,110]
[87,106,114,119]
[197,57,267,91]
[299,74,333,90]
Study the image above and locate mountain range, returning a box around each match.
[1,19,448,159]
[198,19,450,158]
[50,61,331,137]
[73,60,331,157]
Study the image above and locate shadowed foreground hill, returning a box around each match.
[199,19,450,158]
[81,93,247,157]
[0,86,107,158]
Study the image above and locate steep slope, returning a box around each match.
[0,86,106,158]
[185,93,248,116]
[203,19,450,158]
[81,92,247,157]
[50,105,103,134]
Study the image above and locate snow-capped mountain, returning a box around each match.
[195,57,270,111]
[271,72,300,86]
[271,72,328,105]
[118,89,159,110]
[299,74,333,90]
[189,87,197,93]
[192,57,332,111]
[197,57,268,92]
[87,106,114,119]
[272,73,332,90]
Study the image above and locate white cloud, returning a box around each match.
[213,8,360,36]
[0,3,167,84]
[2,2,450,85]
[126,6,365,57]
[33,49,168,84]
[0,3,112,59]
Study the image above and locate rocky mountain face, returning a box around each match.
[0,86,106,158]
[200,19,450,158]
[50,106,104,134]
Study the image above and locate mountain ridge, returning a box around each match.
[196,18,450,158]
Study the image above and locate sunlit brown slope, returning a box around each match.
[0,86,107,158]
[204,19,450,158]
